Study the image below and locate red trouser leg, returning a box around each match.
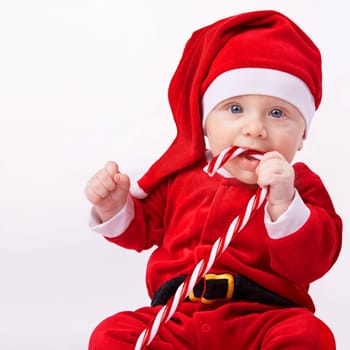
[260,308,336,349]
[88,304,198,350]
[89,303,336,350]
[194,303,336,350]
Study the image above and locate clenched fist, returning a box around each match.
[85,161,130,222]
[256,151,295,221]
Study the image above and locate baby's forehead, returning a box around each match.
[217,94,295,102]
[201,68,315,133]
[219,94,300,105]
[213,94,302,111]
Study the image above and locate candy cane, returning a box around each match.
[135,146,266,350]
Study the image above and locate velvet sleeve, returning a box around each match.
[267,162,342,284]
[105,178,169,252]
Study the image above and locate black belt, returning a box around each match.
[151,273,298,307]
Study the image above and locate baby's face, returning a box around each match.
[204,94,305,184]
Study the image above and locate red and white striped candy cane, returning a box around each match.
[135,146,267,350]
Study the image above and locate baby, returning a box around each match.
[86,10,342,349]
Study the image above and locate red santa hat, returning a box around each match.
[133,10,322,198]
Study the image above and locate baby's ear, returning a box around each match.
[298,139,304,151]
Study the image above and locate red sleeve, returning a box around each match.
[267,162,342,284]
[106,179,169,252]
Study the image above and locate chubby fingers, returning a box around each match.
[85,161,121,204]
[113,172,131,193]
[258,151,285,165]
[256,151,293,188]
[96,160,119,191]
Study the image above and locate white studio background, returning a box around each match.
[0,1,349,349]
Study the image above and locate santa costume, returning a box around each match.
[89,10,342,350]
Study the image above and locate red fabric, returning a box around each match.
[91,11,338,349]
[109,161,342,311]
[89,302,336,349]
[137,10,322,195]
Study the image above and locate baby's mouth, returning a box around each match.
[207,146,263,176]
[239,149,263,161]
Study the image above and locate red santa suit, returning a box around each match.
[89,158,341,349]
[97,159,341,309]
[88,10,342,350]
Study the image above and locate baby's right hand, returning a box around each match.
[85,161,130,222]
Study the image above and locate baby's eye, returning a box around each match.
[229,104,242,113]
[269,108,284,118]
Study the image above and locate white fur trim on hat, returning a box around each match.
[201,68,315,133]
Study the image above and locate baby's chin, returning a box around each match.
[223,165,259,186]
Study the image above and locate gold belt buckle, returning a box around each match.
[189,273,235,304]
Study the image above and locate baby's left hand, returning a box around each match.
[256,151,295,221]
